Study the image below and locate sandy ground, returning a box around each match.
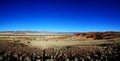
[22,40,115,49]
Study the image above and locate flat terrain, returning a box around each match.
[0,32,120,49]
[19,39,119,49]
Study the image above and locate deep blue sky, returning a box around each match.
[0,0,120,32]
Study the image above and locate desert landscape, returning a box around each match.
[0,31,120,61]
[1,0,120,60]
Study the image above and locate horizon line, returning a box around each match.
[0,30,120,32]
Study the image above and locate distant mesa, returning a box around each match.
[74,32,120,40]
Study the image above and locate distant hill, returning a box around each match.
[0,31,120,36]
[74,31,120,39]
[0,31,75,35]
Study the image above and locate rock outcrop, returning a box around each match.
[74,32,120,40]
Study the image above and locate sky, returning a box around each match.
[0,0,120,32]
